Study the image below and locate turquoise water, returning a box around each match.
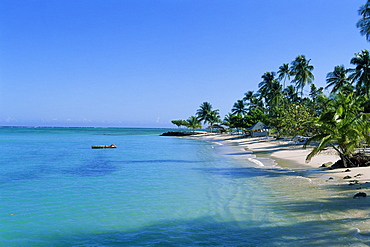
[1,127,370,246]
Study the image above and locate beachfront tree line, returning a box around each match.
[171,1,370,167]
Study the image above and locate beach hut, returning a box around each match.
[250,121,269,137]
[206,124,226,133]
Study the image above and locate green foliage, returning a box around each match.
[179,17,370,168]
[357,0,370,42]
[186,116,202,131]
[305,92,368,166]
[244,108,267,127]
[349,50,370,98]
[326,65,352,95]
[290,55,314,97]
[258,72,282,111]
[171,120,187,129]
[277,63,291,89]
[196,102,219,125]
[231,100,247,116]
[271,103,317,138]
[223,113,245,132]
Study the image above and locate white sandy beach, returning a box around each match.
[194,133,370,197]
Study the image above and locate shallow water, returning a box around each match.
[1,127,369,246]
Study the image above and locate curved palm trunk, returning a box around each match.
[332,145,356,167]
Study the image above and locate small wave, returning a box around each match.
[247,158,265,167]
[213,142,223,146]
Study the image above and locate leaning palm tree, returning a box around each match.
[326,65,352,95]
[349,50,370,98]
[290,55,315,98]
[357,0,370,42]
[305,92,367,167]
[277,63,291,89]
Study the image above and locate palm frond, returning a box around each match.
[306,134,332,162]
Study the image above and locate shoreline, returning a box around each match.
[191,133,370,196]
[190,133,370,239]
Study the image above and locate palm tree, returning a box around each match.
[269,79,283,111]
[186,116,202,132]
[223,113,235,130]
[258,72,282,114]
[349,50,370,98]
[290,55,315,98]
[231,100,247,116]
[243,91,254,103]
[196,102,213,125]
[277,63,291,89]
[243,91,263,111]
[207,110,221,133]
[357,0,370,42]
[196,102,221,132]
[326,65,352,94]
[305,92,367,167]
[258,72,276,100]
[283,85,299,104]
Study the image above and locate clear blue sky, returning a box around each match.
[0,0,368,128]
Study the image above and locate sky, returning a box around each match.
[0,0,368,128]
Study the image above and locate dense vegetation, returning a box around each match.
[171,1,370,167]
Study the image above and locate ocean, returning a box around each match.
[1,127,369,246]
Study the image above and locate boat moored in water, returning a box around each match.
[91,144,117,149]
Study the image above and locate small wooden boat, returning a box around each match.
[92,144,117,149]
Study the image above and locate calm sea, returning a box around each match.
[1,127,369,246]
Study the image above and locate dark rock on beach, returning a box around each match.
[331,153,370,168]
[320,162,333,168]
[353,192,367,198]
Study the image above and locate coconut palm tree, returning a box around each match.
[243,91,254,102]
[326,65,352,95]
[196,102,213,125]
[357,0,370,42]
[231,100,247,116]
[186,116,202,132]
[349,50,370,98]
[258,72,277,100]
[305,92,367,167]
[223,113,235,130]
[283,85,299,103]
[243,91,263,111]
[206,110,221,133]
[277,63,291,89]
[223,113,244,133]
[309,84,323,100]
[290,55,314,98]
[196,102,221,132]
[258,72,283,114]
